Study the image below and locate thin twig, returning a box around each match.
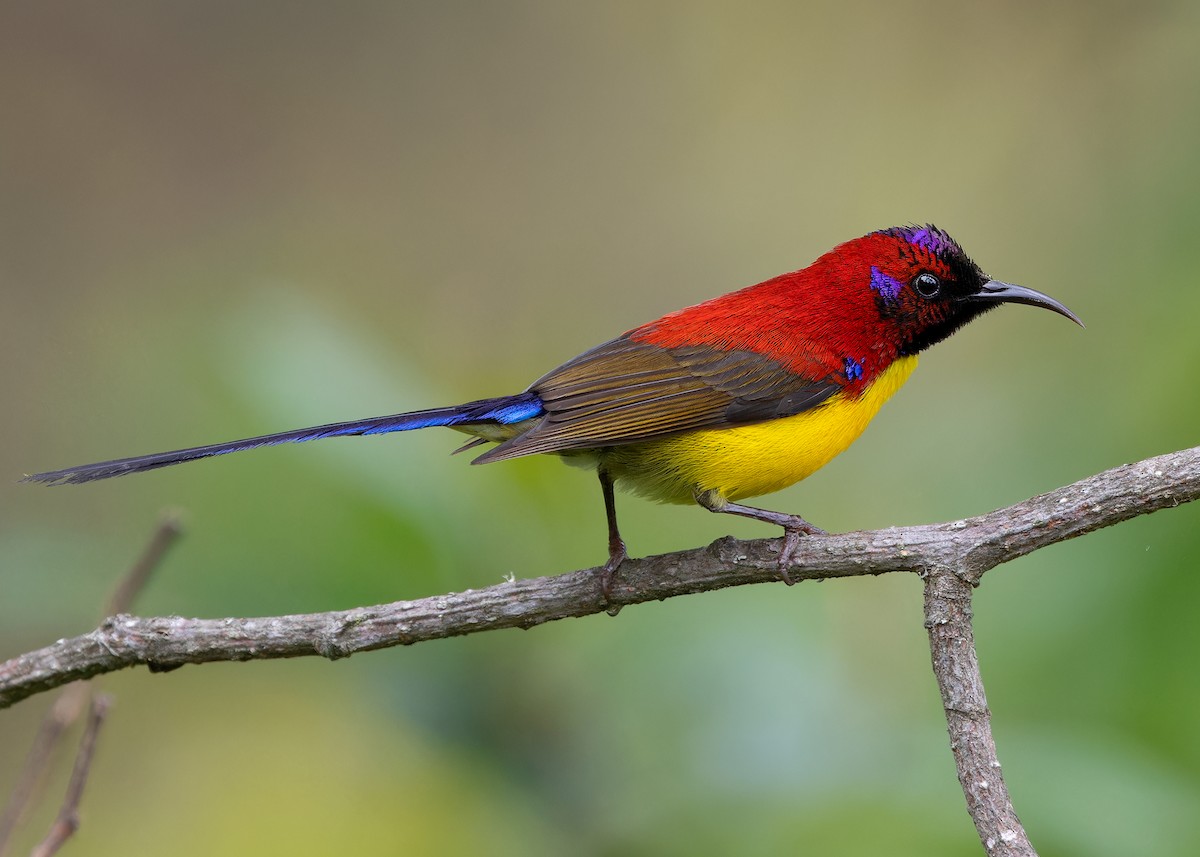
[105,511,184,617]
[0,685,90,857]
[28,695,112,857]
[0,515,182,857]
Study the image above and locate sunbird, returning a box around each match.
[25,225,1081,594]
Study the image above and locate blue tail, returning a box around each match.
[23,393,544,486]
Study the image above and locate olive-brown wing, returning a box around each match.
[473,334,840,463]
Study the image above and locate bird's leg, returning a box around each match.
[693,488,826,585]
[597,467,627,601]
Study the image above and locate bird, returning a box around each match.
[24,225,1081,596]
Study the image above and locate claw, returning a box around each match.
[598,542,626,601]
[691,488,825,587]
[776,517,826,584]
[778,531,800,584]
[597,538,627,616]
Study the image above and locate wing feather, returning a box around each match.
[473,334,841,463]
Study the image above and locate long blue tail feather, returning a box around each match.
[23,393,544,486]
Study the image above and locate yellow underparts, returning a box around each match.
[594,355,919,505]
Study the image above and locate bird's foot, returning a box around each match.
[776,516,826,584]
[692,489,824,586]
[597,539,628,616]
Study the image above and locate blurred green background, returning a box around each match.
[2,2,1199,854]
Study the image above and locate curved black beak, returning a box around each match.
[970,280,1084,327]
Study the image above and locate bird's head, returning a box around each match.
[827,225,1082,356]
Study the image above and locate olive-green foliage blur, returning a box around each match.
[3,3,1199,854]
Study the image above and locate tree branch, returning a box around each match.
[0,514,181,857]
[925,569,1032,855]
[1,446,1198,855]
[4,447,1195,709]
[0,684,91,857]
[103,511,184,618]
[28,695,111,857]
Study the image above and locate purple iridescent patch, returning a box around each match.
[883,224,962,259]
[844,356,864,381]
[870,266,903,302]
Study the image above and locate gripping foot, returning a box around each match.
[694,488,825,584]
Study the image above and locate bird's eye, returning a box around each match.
[913,273,942,299]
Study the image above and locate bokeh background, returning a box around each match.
[2,2,1199,855]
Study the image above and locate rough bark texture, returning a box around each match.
[925,571,1032,855]
[3,445,1198,855]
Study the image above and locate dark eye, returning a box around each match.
[913,273,942,298]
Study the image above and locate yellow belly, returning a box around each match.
[596,355,918,504]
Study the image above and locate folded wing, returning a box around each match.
[474,334,841,463]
